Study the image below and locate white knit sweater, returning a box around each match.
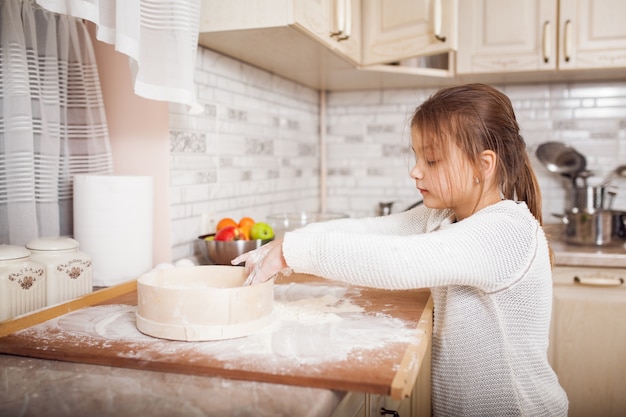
[282,200,569,417]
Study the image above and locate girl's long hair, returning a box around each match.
[411,83,544,225]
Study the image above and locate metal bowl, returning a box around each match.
[198,234,273,265]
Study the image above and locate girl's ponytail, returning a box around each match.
[517,152,543,225]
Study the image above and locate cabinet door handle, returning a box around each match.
[337,0,351,41]
[563,19,572,62]
[542,21,551,63]
[434,0,446,42]
[574,276,625,287]
[330,0,345,38]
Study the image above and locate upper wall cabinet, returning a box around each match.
[362,0,457,65]
[197,0,457,90]
[559,0,626,70]
[292,0,362,64]
[198,0,361,67]
[457,0,626,74]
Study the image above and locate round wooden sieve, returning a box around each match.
[136,265,274,341]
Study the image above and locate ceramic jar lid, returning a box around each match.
[26,237,79,251]
[0,244,31,261]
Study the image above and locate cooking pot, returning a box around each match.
[566,185,608,212]
[554,210,626,246]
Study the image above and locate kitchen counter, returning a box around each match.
[0,354,344,417]
[0,274,432,417]
[545,225,626,268]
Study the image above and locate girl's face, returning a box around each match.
[410,128,479,220]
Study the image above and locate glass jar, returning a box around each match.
[0,244,46,321]
[26,237,92,306]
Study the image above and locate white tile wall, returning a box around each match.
[326,81,626,221]
[169,48,321,261]
[169,46,626,261]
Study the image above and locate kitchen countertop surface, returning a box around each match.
[545,225,626,268]
[0,354,344,417]
[0,273,432,417]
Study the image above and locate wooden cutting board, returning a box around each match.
[0,273,432,400]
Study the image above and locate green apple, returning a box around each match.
[249,222,274,240]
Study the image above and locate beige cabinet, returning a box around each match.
[559,0,626,70]
[197,0,458,90]
[361,0,457,65]
[457,0,557,73]
[292,0,361,63]
[331,344,432,417]
[368,341,432,417]
[549,267,626,417]
[199,0,361,65]
[457,0,626,74]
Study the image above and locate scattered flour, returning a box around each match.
[17,282,421,371]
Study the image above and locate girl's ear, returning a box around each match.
[480,150,497,178]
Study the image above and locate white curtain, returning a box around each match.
[0,0,113,245]
[36,0,201,108]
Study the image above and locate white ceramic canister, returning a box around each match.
[0,245,46,321]
[26,237,93,306]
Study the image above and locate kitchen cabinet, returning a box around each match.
[197,0,626,90]
[287,0,362,64]
[549,266,626,417]
[559,0,626,70]
[332,346,431,417]
[197,0,456,90]
[362,0,457,65]
[198,0,360,65]
[368,341,432,417]
[457,0,626,74]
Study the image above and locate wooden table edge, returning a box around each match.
[0,279,137,338]
[389,295,433,400]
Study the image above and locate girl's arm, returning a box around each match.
[283,202,542,292]
[290,204,448,236]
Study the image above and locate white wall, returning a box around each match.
[90,23,172,266]
[169,46,626,262]
[325,83,626,221]
[169,48,321,261]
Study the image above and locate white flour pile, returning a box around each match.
[24,282,421,371]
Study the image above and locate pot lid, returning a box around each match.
[26,237,79,251]
[0,244,31,261]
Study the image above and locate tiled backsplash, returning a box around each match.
[169,46,626,261]
[169,48,321,260]
[326,83,626,219]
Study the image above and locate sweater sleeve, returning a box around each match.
[282,201,543,292]
[289,204,453,236]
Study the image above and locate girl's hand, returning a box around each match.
[231,239,291,285]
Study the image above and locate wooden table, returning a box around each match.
[0,273,432,400]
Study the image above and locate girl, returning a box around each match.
[233,83,568,416]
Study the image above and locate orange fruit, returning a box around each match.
[238,217,255,228]
[216,217,237,232]
[238,217,255,239]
